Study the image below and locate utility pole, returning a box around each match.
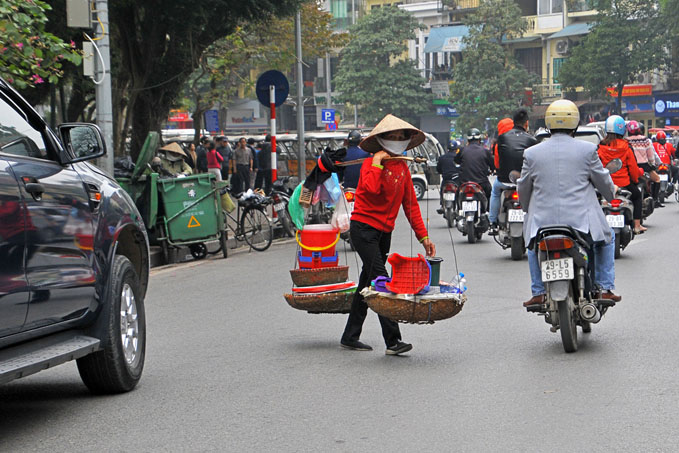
[94,0,114,176]
[295,11,305,181]
[325,53,331,109]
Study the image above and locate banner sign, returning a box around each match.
[606,84,652,97]
[654,94,679,117]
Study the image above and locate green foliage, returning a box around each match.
[0,0,81,89]
[558,0,667,109]
[449,0,537,132]
[334,6,432,126]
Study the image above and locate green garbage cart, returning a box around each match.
[115,132,228,264]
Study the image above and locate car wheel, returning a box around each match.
[413,180,426,200]
[77,255,146,394]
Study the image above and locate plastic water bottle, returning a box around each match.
[450,273,467,294]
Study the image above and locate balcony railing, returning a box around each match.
[440,0,480,11]
[534,80,562,99]
[566,0,595,12]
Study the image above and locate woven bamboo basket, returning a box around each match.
[289,266,349,287]
[363,291,466,324]
[284,291,354,314]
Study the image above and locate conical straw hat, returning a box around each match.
[159,142,186,157]
[359,114,425,153]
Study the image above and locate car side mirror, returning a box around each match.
[58,123,107,163]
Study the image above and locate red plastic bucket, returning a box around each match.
[296,225,340,268]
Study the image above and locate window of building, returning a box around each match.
[515,47,542,77]
[538,0,563,14]
[553,57,566,84]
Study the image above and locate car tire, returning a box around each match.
[77,255,146,394]
[413,180,426,200]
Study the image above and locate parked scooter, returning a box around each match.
[439,174,460,228]
[271,177,295,237]
[521,159,622,353]
[455,181,489,243]
[493,171,525,260]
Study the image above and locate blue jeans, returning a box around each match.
[527,229,616,296]
[489,179,514,224]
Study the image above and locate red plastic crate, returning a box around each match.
[385,253,431,294]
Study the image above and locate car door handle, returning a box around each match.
[25,182,45,196]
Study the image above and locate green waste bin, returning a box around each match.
[157,173,220,243]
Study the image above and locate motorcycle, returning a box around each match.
[521,159,622,353]
[638,170,655,220]
[656,163,673,203]
[271,177,295,237]
[455,181,489,243]
[600,188,634,259]
[493,173,525,260]
[439,174,460,228]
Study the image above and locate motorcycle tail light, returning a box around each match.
[511,191,519,201]
[539,237,574,251]
[444,183,456,192]
[659,164,668,171]
[610,199,622,208]
[464,187,477,196]
[344,191,355,202]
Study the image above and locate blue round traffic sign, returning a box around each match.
[256,70,289,107]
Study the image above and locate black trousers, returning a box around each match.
[236,164,250,192]
[341,221,401,347]
[623,183,642,219]
[254,170,272,194]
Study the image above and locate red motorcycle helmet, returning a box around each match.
[656,130,667,143]
[626,120,641,136]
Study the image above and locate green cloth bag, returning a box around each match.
[288,182,306,230]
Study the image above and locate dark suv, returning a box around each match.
[0,77,148,393]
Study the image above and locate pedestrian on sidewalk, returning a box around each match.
[234,137,254,193]
[206,140,224,181]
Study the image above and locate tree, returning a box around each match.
[660,0,679,90]
[108,0,302,160]
[0,0,81,89]
[449,0,538,132]
[558,0,667,114]
[334,6,432,126]
[182,1,346,144]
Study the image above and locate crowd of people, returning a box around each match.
[155,134,277,195]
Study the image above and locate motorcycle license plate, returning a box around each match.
[508,209,524,222]
[660,174,669,181]
[274,202,286,211]
[541,258,574,282]
[606,214,624,228]
[443,192,456,201]
[462,201,478,212]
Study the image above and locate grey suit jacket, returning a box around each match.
[517,133,615,245]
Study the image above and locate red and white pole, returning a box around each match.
[269,85,277,183]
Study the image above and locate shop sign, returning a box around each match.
[606,84,652,97]
[436,105,459,118]
[431,81,450,99]
[654,94,679,117]
[621,96,653,114]
[168,110,189,122]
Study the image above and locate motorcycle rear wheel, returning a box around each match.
[445,208,455,228]
[558,296,578,353]
[510,237,524,261]
[614,234,621,259]
[467,221,476,244]
[278,208,295,238]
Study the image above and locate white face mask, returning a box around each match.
[376,136,411,155]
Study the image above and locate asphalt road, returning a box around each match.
[2,189,679,452]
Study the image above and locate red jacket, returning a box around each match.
[597,138,642,187]
[653,141,676,165]
[206,149,224,169]
[351,158,428,241]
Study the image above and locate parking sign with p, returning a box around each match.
[321,109,335,124]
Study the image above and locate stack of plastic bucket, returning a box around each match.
[296,224,340,269]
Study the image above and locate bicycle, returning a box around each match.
[221,188,273,251]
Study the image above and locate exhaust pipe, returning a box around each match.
[580,303,601,323]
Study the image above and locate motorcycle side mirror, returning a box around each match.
[508,170,521,184]
[605,158,623,174]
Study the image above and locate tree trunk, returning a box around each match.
[616,81,624,116]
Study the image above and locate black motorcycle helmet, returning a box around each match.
[347,129,362,146]
[466,128,482,141]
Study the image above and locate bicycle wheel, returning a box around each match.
[240,206,273,251]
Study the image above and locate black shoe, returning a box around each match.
[436,207,444,214]
[655,201,665,208]
[386,341,413,356]
[488,222,499,236]
[341,340,373,351]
